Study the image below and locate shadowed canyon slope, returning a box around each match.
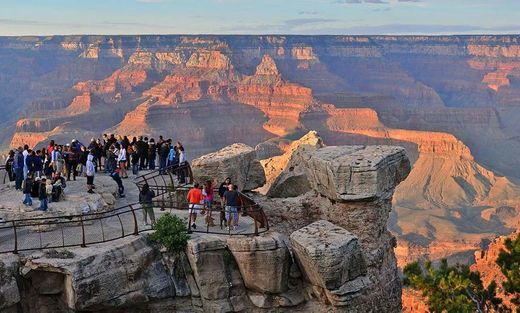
[1,35,520,265]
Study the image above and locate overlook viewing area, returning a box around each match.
[0,164,269,254]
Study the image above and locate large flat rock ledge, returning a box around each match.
[269,145,411,201]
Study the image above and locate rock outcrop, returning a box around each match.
[290,220,368,306]
[227,232,290,294]
[259,130,323,194]
[191,143,266,191]
[0,255,20,313]
[267,143,410,201]
[255,142,411,312]
[20,236,175,312]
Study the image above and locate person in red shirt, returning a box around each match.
[186,183,203,229]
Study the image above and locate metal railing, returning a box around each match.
[0,164,269,254]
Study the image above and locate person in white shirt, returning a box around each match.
[22,144,29,179]
[116,143,128,179]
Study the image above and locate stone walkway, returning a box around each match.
[0,170,261,254]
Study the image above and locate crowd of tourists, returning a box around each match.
[2,135,188,212]
[2,135,248,232]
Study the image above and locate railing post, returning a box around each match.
[80,216,87,248]
[129,204,139,235]
[12,221,18,254]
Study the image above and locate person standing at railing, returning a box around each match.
[139,183,156,226]
[218,177,231,229]
[187,183,204,229]
[177,143,187,184]
[203,180,215,227]
[223,184,240,231]
[167,141,176,168]
[159,140,170,174]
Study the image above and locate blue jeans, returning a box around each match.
[39,198,48,211]
[159,158,167,172]
[15,168,24,190]
[132,164,139,175]
[23,193,32,206]
[149,158,156,170]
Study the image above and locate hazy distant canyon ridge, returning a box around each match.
[1,35,520,265]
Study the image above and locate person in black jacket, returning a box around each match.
[148,139,157,170]
[5,150,15,182]
[38,178,48,211]
[139,183,156,226]
[218,177,231,229]
[159,141,170,174]
[136,136,148,170]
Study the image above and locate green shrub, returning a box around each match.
[149,213,190,252]
[403,259,506,313]
[497,232,520,307]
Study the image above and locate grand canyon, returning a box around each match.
[1,34,519,271]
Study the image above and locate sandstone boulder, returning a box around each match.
[185,235,250,313]
[269,145,410,201]
[0,255,21,312]
[260,131,323,195]
[227,232,290,294]
[290,220,366,291]
[21,236,175,311]
[192,143,266,191]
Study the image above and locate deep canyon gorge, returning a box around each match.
[1,34,519,274]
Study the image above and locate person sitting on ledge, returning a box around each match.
[51,172,67,202]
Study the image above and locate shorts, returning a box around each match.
[189,203,203,214]
[225,206,238,221]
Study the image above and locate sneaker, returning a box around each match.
[233,225,237,231]
[87,190,95,194]
[0,218,6,224]
[191,223,197,229]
